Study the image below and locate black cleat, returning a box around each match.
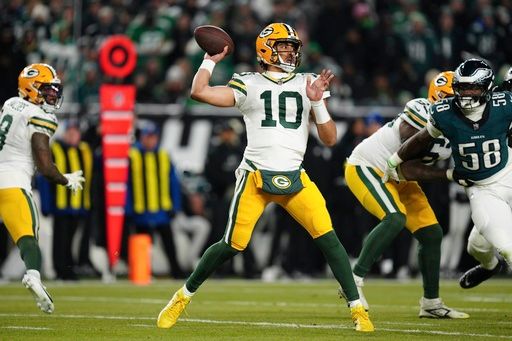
[459,260,505,289]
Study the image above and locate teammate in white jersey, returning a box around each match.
[343,71,469,319]
[157,22,374,332]
[0,63,84,314]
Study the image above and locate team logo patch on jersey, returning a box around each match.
[272,175,291,189]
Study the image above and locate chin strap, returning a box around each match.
[458,101,486,118]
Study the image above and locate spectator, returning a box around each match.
[81,121,114,282]
[157,58,192,104]
[466,7,502,65]
[126,3,173,74]
[172,172,211,272]
[0,22,27,104]
[125,121,185,278]
[435,7,466,70]
[400,12,440,94]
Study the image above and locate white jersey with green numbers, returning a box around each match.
[0,97,58,190]
[348,98,451,170]
[228,71,325,171]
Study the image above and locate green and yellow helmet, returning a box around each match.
[255,23,302,73]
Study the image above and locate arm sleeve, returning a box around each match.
[27,113,58,138]
[227,74,247,108]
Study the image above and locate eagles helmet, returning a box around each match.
[453,59,494,110]
[255,23,302,73]
[428,71,454,103]
[18,63,63,113]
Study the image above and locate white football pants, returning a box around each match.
[466,175,512,268]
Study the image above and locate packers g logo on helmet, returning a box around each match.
[18,63,63,112]
[255,23,302,73]
[259,27,274,38]
[272,175,291,189]
[428,71,454,103]
[23,68,40,78]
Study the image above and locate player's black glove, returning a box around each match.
[446,169,474,187]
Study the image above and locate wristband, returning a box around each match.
[446,168,454,181]
[199,59,216,75]
[311,100,331,124]
[388,152,404,168]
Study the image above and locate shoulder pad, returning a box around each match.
[401,98,430,130]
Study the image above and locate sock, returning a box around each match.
[313,231,358,301]
[482,257,499,270]
[353,274,364,286]
[182,285,194,297]
[349,299,362,308]
[17,236,41,271]
[186,241,239,292]
[414,224,442,299]
[26,269,41,279]
[467,229,498,269]
[353,213,406,277]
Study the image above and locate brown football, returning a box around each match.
[194,25,235,56]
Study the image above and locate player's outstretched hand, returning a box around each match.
[306,69,334,102]
[64,170,85,193]
[205,46,229,64]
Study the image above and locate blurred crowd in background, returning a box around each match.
[1,0,511,282]
[2,0,512,107]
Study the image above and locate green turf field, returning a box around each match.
[0,278,510,340]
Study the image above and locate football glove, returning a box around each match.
[382,153,403,183]
[64,170,85,193]
[446,169,474,187]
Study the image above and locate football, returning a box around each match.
[194,25,235,56]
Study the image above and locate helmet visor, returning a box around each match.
[453,83,485,97]
[39,83,63,105]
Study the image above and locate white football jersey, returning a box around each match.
[348,98,451,170]
[229,72,326,171]
[0,97,58,190]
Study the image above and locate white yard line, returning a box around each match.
[131,318,512,339]
[0,294,509,313]
[1,326,52,330]
[464,296,512,303]
[1,313,511,339]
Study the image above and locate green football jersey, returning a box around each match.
[429,91,512,181]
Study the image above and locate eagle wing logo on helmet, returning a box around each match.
[453,59,494,110]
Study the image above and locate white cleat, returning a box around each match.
[22,270,54,314]
[419,297,469,319]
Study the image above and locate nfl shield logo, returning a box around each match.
[473,123,479,130]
